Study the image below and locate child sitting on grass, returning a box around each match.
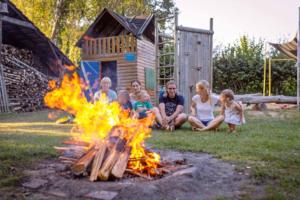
[117,90,133,117]
[133,91,153,119]
[220,89,245,133]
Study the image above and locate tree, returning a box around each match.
[11,0,176,63]
[213,36,296,95]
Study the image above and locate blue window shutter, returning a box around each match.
[145,67,155,90]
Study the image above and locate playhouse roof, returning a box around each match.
[76,8,155,47]
[1,1,73,76]
[269,36,297,60]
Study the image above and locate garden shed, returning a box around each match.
[76,8,156,101]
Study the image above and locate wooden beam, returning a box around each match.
[235,95,297,104]
[177,25,214,35]
[297,7,300,111]
[0,13,10,113]
[1,15,35,29]
[210,18,214,88]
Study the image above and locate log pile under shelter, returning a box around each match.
[1,44,51,112]
[0,1,73,112]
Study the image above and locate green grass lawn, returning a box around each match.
[0,109,300,199]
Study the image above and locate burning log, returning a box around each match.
[111,146,132,179]
[125,169,152,180]
[59,156,77,164]
[89,142,108,181]
[98,148,121,180]
[71,146,97,175]
[98,132,127,180]
[62,140,90,147]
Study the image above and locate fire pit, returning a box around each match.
[45,71,189,181]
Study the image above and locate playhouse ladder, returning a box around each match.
[155,9,178,96]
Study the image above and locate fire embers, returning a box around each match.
[46,71,161,181]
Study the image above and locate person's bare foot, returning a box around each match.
[192,127,204,132]
[228,129,236,133]
[169,125,175,132]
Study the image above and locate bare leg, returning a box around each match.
[152,107,163,125]
[188,116,206,130]
[228,123,236,133]
[200,115,225,131]
[174,113,187,129]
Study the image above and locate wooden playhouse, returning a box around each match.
[76,8,156,101]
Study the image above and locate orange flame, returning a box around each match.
[44,70,160,174]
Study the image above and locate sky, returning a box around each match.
[174,0,300,45]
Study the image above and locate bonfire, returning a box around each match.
[44,69,165,181]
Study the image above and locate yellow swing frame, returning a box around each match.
[263,58,295,96]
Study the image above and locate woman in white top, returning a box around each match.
[188,80,224,131]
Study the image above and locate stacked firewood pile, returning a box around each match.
[1,44,52,112]
[55,126,190,181]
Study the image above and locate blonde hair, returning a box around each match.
[196,80,210,93]
[100,77,111,87]
[117,89,130,101]
[140,90,150,98]
[221,89,235,100]
[196,80,212,104]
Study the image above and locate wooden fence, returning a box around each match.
[82,35,137,57]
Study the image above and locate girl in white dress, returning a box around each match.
[220,89,245,133]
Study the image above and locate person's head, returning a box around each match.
[220,89,234,104]
[138,91,150,102]
[196,80,210,97]
[131,80,142,94]
[117,90,130,105]
[166,80,177,98]
[100,77,111,92]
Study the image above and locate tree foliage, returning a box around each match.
[213,36,296,96]
[11,0,175,63]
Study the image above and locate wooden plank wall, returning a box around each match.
[83,35,137,58]
[178,30,213,113]
[82,53,138,92]
[137,38,156,104]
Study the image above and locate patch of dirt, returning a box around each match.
[247,109,295,121]
[0,150,265,200]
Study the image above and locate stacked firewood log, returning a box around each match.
[55,126,191,181]
[1,44,52,112]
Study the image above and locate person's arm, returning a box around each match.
[233,101,243,120]
[159,103,167,118]
[168,105,184,122]
[220,104,225,115]
[190,100,196,116]
[167,95,184,122]
[159,103,167,127]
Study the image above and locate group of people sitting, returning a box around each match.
[94,77,245,133]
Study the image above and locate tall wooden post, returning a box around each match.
[298,7,300,110]
[209,18,214,89]
[0,1,10,112]
[154,11,159,99]
[174,8,179,87]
